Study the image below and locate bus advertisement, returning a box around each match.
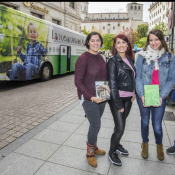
[0,4,87,81]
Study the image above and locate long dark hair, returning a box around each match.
[143,29,168,53]
[112,34,134,59]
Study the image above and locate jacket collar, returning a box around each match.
[114,52,135,70]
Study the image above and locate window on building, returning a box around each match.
[31,12,43,19]
[103,26,105,30]
[113,26,115,30]
[81,5,82,10]
[123,26,125,29]
[84,6,86,11]
[69,2,74,9]
[156,11,157,16]
[134,6,137,10]
[0,2,17,9]
[131,5,133,9]
[138,6,140,10]
[52,19,60,25]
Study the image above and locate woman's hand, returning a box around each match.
[118,108,124,113]
[153,97,162,107]
[141,96,150,107]
[91,97,104,104]
[131,94,136,102]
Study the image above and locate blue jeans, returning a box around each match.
[136,94,166,144]
[10,63,39,80]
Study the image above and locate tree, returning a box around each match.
[154,22,168,36]
[81,27,89,36]
[120,27,139,48]
[102,33,115,51]
[137,24,148,39]
[136,37,147,48]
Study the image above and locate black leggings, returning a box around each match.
[108,97,132,151]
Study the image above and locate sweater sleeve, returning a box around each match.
[74,55,94,100]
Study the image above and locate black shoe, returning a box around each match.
[116,144,129,155]
[166,146,175,154]
[108,151,122,166]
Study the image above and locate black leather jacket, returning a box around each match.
[107,53,135,110]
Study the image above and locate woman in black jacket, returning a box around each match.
[107,34,136,166]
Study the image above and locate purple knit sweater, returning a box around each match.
[75,51,107,100]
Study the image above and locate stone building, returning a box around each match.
[81,2,147,35]
[148,2,170,31]
[0,2,82,32]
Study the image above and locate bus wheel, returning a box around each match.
[40,63,51,81]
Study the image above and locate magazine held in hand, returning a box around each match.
[95,81,110,101]
[144,85,160,106]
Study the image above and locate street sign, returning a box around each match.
[134,44,138,50]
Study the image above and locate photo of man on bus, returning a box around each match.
[10,22,48,80]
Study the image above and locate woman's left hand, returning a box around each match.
[153,97,163,107]
[131,94,136,102]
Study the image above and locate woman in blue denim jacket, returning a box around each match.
[135,29,175,161]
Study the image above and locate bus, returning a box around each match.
[0,4,87,81]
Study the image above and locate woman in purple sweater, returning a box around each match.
[75,32,109,167]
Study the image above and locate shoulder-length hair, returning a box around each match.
[112,34,134,59]
[85,32,103,49]
[143,29,168,53]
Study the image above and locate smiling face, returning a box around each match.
[149,34,161,50]
[88,34,101,54]
[115,38,128,54]
[27,24,39,41]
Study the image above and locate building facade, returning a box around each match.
[0,2,82,32]
[81,2,147,35]
[148,2,171,31]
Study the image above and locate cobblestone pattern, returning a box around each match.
[0,74,78,149]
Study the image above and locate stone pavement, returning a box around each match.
[0,100,175,175]
[0,74,78,149]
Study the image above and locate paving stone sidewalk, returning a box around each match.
[0,74,78,150]
[0,100,175,175]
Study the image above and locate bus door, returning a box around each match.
[60,45,67,74]
[67,46,71,72]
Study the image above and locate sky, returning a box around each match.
[88,2,153,23]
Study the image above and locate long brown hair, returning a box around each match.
[143,29,168,53]
[112,34,134,59]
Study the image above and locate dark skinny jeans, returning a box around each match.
[108,97,132,152]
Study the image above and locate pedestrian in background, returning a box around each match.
[107,34,136,166]
[135,29,175,161]
[75,32,110,167]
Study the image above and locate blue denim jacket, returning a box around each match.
[136,52,175,99]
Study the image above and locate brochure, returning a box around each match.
[144,85,160,106]
[95,81,110,101]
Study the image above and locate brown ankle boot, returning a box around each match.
[94,145,106,155]
[86,143,97,167]
[141,142,148,159]
[157,144,164,161]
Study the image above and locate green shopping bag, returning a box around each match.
[144,85,160,106]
